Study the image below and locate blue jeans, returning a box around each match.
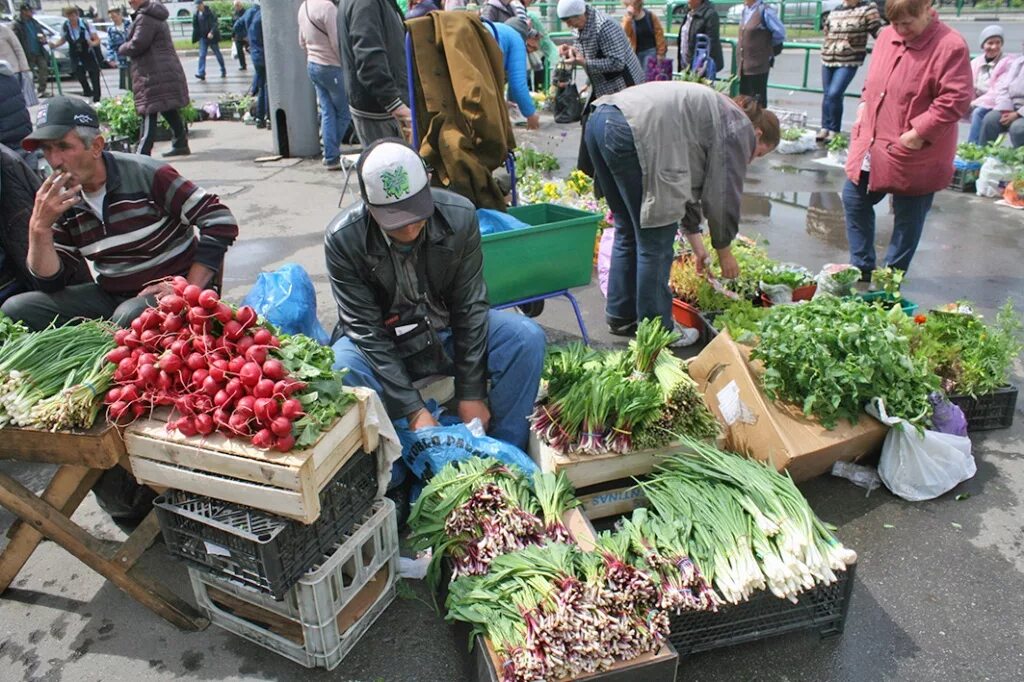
[197,37,226,78]
[331,310,546,450]
[637,47,657,70]
[820,65,857,133]
[253,62,268,121]
[307,62,352,164]
[843,172,934,276]
[585,104,677,330]
[967,107,991,145]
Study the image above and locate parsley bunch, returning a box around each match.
[751,297,939,428]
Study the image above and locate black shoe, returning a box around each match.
[517,301,545,318]
[255,118,266,129]
[239,66,247,71]
[221,71,227,78]
[162,146,191,157]
[195,74,205,81]
[608,321,638,337]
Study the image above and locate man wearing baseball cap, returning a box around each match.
[326,139,545,451]
[2,96,238,332]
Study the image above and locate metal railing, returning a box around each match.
[719,37,866,99]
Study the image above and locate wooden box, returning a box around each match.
[474,635,678,682]
[124,392,377,524]
[527,430,698,489]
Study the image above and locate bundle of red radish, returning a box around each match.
[105,276,351,452]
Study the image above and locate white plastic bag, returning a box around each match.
[776,130,818,154]
[868,399,975,502]
[976,156,1013,198]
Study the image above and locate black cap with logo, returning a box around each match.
[22,97,100,152]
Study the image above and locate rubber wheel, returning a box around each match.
[517,301,545,318]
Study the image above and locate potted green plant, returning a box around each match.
[96,93,200,146]
[826,133,848,164]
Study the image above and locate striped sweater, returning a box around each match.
[38,152,238,295]
[821,1,882,67]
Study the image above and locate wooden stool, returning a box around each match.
[0,425,207,631]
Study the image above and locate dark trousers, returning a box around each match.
[0,282,155,332]
[234,38,247,69]
[118,65,132,91]
[739,71,769,107]
[253,62,268,122]
[136,108,187,156]
[74,58,101,102]
[842,171,934,277]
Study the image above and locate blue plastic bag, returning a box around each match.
[477,208,530,236]
[243,263,330,345]
[398,423,538,482]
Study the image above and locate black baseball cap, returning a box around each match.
[22,97,101,152]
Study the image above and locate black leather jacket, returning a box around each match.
[325,188,490,419]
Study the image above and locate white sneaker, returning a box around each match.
[670,322,700,348]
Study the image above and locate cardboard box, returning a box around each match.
[575,478,647,521]
[688,332,887,481]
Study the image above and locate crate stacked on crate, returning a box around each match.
[127,392,398,669]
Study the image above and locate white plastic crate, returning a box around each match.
[190,498,399,669]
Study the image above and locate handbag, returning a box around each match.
[553,62,582,124]
[644,57,673,82]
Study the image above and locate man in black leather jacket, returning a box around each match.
[326,139,545,450]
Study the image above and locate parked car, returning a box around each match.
[726,0,843,25]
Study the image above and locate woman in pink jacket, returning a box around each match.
[843,0,972,279]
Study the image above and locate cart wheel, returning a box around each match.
[517,301,545,318]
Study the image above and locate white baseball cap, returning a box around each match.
[356,139,434,231]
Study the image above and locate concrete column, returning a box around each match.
[262,0,319,158]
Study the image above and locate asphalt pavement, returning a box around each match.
[0,54,1022,682]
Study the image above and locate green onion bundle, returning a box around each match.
[0,320,117,431]
[638,438,857,604]
[408,458,577,587]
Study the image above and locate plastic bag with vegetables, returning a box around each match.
[814,263,862,298]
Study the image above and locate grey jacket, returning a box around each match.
[325,189,490,419]
[337,0,408,118]
[596,82,756,249]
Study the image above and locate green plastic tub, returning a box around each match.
[481,204,602,306]
[857,291,919,316]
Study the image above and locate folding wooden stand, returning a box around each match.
[0,425,207,631]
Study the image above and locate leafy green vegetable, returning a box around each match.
[870,267,904,300]
[714,300,768,344]
[751,297,939,428]
[513,147,559,174]
[272,333,355,447]
[827,134,849,152]
[956,142,986,163]
[781,128,807,142]
[912,300,1023,396]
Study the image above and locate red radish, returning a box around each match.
[123,332,141,349]
[109,400,129,421]
[175,417,198,437]
[194,413,214,435]
[213,407,231,429]
[224,378,244,399]
[268,336,281,348]
[253,379,275,399]
[105,387,123,405]
[138,363,158,385]
[119,385,139,403]
[235,395,256,416]
[245,345,267,364]
[107,346,131,364]
[273,379,291,397]
[157,370,172,391]
[228,412,251,433]
[160,353,183,373]
[131,317,144,334]
[239,362,262,387]
[281,399,304,420]
[252,328,273,346]
[162,315,184,333]
[114,328,130,345]
[186,352,206,371]
[228,356,247,374]
[183,284,202,306]
[270,416,292,437]
[131,403,145,419]
[255,397,279,423]
[235,335,255,354]
[193,334,212,354]
[171,276,189,293]
[213,389,231,408]
[236,306,257,329]
[274,435,296,452]
[160,294,187,314]
[202,375,222,397]
[170,339,190,357]
[193,394,213,413]
[223,320,243,341]
[138,352,157,366]
[251,429,274,449]
[140,329,159,347]
[214,302,233,324]
[208,362,227,383]
[198,289,219,310]
[191,368,210,388]
[262,359,285,381]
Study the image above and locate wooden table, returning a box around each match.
[0,424,207,631]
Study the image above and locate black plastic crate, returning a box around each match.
[154,448,379,599]
[949,165,980,193]
[668,563,856,656]
[949,385,1017,432]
